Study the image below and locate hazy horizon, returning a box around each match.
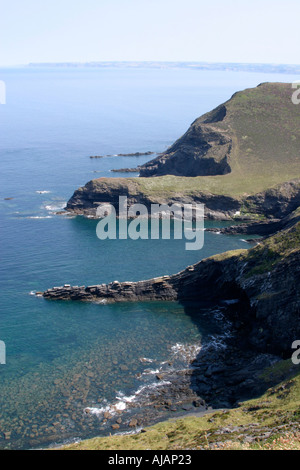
[1,0,300,67]
[1,60,300,70]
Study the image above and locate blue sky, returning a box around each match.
[0,0,299,66]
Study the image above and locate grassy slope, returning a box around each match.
[105,83,300,199]
[243,214,300,275]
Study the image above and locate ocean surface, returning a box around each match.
[0,66,298,449]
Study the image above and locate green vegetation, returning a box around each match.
[245,220,300,276]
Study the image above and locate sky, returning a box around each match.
[0,0,300,66]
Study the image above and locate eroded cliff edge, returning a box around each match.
[139,105,232,177]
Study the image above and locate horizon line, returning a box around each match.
[0,60,300,68]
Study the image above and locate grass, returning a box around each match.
[244,220,300,276]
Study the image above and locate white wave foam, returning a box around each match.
[135,380,171,396]
[93,299,108,305]
[84,392,137,417]
[141,368,160,376]
[84,406,108,416]
[113,428,142,436]
[170,342,202,361]
[36,190,51,194]
[84,379,172,419]
[27,215,53,219]
[45,202,66,212]
[115,391,136,408]
[139,357,154,363]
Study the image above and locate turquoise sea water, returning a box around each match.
[0,66,298,449]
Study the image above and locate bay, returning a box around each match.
[0,66,297,449]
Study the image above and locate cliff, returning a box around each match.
[66,176,300,223]
[139,110,232,177]
[138,82,300,179]
[65,83,300,220]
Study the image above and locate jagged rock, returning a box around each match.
[139,120,232,177]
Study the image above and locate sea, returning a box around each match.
[0,65,298,449]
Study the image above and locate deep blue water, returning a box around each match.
[0,66,298,449]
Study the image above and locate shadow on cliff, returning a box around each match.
[177,298,288,410]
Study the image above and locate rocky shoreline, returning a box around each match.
[40,213,300,433]
[110,167,140,173]
[38,202,300,445]
[79,342,280,437]
[90,151,155,159]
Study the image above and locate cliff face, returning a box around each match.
[43,219,300,357]
[139,117,232,177]
[66,176,300,223]
[65,176,241,219]
[244,180,300,219]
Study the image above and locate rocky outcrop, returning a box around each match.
[43,277,178,303]
[110,168,140,173]
[43,219,300,357]
[41,209,300,414]
[65,177,300,224]
[207,198,300,237]
[137,83,300,179]
[243,180,300,219]
[139,121,232,177]
[65,176,241,219]
[90,151,154,159]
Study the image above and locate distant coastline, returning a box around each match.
[26,61,300,75]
